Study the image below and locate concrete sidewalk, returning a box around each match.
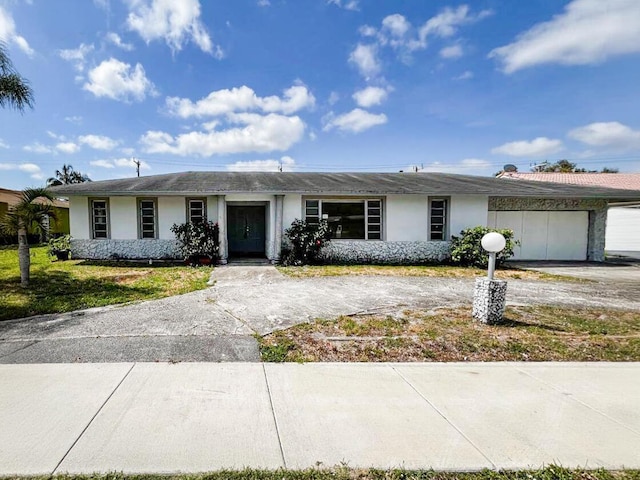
[1,362,639,475]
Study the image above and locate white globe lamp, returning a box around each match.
[481,232,506,280]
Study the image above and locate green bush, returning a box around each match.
[450,226,518,268]
[171,221,220,265]
[47,234,71,259]
[281,219,331,266]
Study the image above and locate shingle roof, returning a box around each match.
[48,171,640,199]
[499,172,640,190]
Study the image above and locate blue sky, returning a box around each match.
[1,0,640,189]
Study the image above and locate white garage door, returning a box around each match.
[606,206,640,251]
[487,211,589,260]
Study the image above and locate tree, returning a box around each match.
[47,164,91,186]
[531,160,618,173]
[0,188,56,287]
[0,41,34,112]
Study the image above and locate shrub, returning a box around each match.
[450,226,518,268]
[281,219,330,266]
[171,221,220,265]
[47,234,71,260]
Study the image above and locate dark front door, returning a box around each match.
[227,205,266,256]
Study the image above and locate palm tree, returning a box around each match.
[0,41,34,112]
[0,188,56,287]
[47,164,91,186]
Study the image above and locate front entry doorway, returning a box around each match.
[227,205,266,257]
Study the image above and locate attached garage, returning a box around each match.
[488,210,589,260]
[605,206,640,252]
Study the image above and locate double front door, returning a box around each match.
[227,205,266,256]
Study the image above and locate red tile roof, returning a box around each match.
[498,172,640,191]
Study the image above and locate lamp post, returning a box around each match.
[472,232,508,325]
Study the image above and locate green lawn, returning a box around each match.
[0,246,211,321]
[259,305,640,362]
[4,466,639,480]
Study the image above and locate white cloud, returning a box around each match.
[64,116,83,124]
[91,157,150,170]
[257,0,271,6]
[419,5,491,43]
[323,108,388,134]
[491,137,564,157]
[328,0,359,11]
[59,43,94,72]
[0,162,42,179]
[166,84,315,118]
[418,158,491,174]
[105,32,134,51]
[0,6,34,56]
[226,155,296,172]
[453,70,474,80]
[56,142,80,154]
[126,0,220,55]
[23,142,53,154]
[140,113,306,156]
[355,6,490,69]
[78,134,119,150]
[440,44,463,59]
[352,86,389,107]
[328,91,340,105]
[84,58,157,102]
[490,0,640,74]
[349,44,381,79]
[568,121,640,149]
[0,139,8,149]
[382,14,411,39]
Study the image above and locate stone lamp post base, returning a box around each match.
[473,278,508,325]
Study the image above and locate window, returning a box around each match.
[138,198,157,239]
[304,199,382,240]
[187,198,206,223]
[90,198,109,239]
[429,198,448,240]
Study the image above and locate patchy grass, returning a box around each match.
[0,246,211,321]
[277,264,580,282]
[259,305,640,362]
[3,466,640,480]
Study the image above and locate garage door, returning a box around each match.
[487,211,589,260]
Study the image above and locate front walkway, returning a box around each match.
[0,362,638,474]
[1,264,639,363]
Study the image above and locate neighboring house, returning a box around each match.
[49,172,640,263]
[0,187,70,238]
[498,173,640,256]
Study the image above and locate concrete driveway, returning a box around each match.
[510,259,640,283]
[1,264,639,363]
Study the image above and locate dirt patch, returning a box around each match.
[259,305,640,362]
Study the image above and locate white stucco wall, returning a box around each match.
[158,197,185,239]
[110,197,137,239]
[449,195,489,237]
[69,196,89,239]
[206,196,218,222]
[283,194,302,228]
[385,195,429,241]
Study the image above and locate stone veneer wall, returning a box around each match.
[71,239,181,260]
[488,197,608,261]
[318,240,451,264]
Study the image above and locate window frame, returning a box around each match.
[186,197,207,223]
[428,197,449,241]
[89,197,110,240]
[137,197,158,240]
[303,197,384,241]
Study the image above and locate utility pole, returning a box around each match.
[132,157,141,177]
[278,160,283,172]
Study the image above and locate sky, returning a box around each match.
[1,0,640,189]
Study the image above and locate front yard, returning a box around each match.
[0,246,211,321]
[259,305,640,362]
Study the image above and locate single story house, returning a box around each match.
[49,171,640,263]
[0,187,70,240]
[498,172,640,257]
